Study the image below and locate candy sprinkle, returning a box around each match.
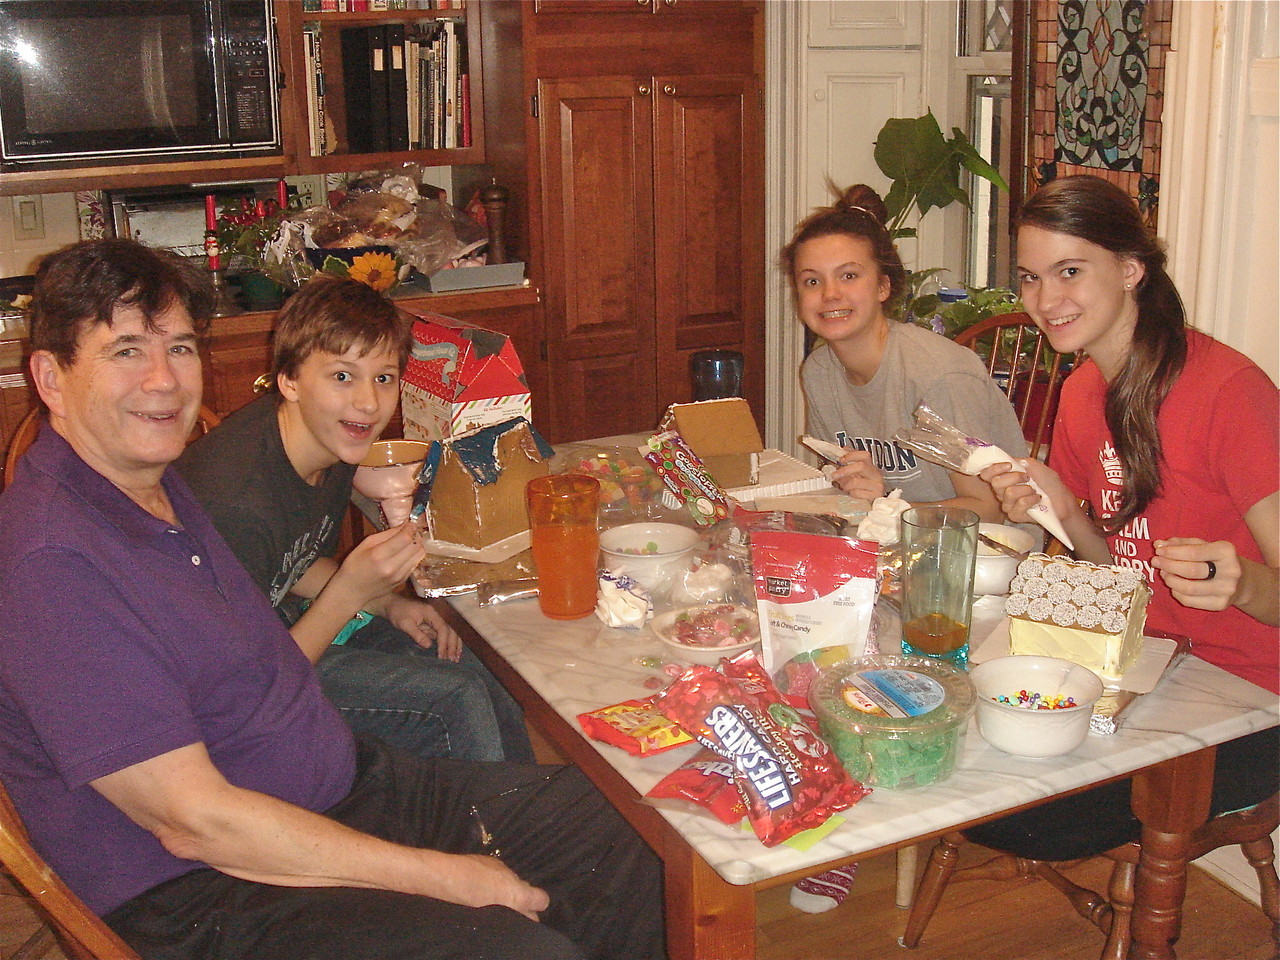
[992,690,1079,710]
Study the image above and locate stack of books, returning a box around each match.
[303,20,471,155]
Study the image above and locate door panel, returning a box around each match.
[652,73,763,415]
[537,76,657,441]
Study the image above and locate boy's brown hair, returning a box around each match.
[271,275,411,381]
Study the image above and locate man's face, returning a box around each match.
[32,300,202,488]
[276,343,402,478]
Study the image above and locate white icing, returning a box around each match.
[855,489,910,545]
[595,571,653,628]
[961,447,1076,549]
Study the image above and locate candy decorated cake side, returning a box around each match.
[1005,553,1150,681]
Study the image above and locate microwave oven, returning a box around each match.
[0,0,280,170]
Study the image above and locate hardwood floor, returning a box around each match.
[757,844,1276,960]
[4,847,1271,960]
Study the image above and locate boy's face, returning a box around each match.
[277,342,401,474]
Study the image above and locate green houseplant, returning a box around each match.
[872,112,1021,335]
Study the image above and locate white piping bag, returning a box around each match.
[893,404,1074,550]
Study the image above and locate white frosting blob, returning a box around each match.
[856,489,910,545]
[595,571,653,628]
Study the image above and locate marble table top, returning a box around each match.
[451,592,1279,887]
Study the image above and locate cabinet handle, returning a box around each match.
[663,0,678,5]
[636,0,648,5]
[252,373,273,395]
[662,84,676,96]
[638,84,652,96]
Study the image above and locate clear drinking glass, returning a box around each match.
[899,506,980,669]
[526,475,601,620]
[689,349,744,401]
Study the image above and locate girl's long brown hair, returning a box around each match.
[1018,176,1187,532]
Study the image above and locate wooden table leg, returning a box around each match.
[1127,746,1216,960]
[660,840,755,960]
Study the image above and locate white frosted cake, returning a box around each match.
[1005,553,1150,681]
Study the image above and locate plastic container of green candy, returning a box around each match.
[810,654,976,789]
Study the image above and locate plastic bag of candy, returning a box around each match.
[577,695,693,756]
[645,748,747,824]
[655,656,868,846]
[751,530,880,704]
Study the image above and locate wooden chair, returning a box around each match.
[901,792,1280,959]
[2,405,221,491]
[954,312,1073,460]
[0,778,139,960]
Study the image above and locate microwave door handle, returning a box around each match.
[208,3,232,142]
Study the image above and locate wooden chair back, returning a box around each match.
[0,778,139,959]
[2,405,221,491]
[953,312,1073,460]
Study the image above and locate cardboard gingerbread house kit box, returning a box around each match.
[400,310,532,442]
[660,398,764,488]
[416,417,554,551]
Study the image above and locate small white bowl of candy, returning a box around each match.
[650,603,760,665]
[970,655,1104,758]
[599,522,701,596]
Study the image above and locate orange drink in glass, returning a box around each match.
[526,475,601,620]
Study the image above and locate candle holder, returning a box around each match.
[208,265,243,318]
[204,230,242,318]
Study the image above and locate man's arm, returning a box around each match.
[91,742,548,919]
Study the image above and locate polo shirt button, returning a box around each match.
[191,555,201,566]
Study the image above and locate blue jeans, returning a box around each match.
[315,616,534,763]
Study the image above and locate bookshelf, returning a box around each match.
[280,4,486,175]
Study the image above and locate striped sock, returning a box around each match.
[789,863,859,914]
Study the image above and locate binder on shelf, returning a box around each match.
[341,25,390,153]
[385,23,409,151]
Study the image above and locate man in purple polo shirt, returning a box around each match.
[0,239,665,960]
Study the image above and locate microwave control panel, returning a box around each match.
[223,1,278,146]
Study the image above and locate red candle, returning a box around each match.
[204,194,217,231]
[277,178,288,209]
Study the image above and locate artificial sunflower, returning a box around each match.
[344,250,399,291]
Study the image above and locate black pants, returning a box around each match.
[964,726,1279,861]
[105,740,666,960]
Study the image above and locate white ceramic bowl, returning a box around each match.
[598,522,701,595]
[650,604,760,666]
[973,523,1039,596]
[970,655,1104,758]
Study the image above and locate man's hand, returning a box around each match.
[830,449,886,502]
[382,595,463,661]
[443,854,550,921]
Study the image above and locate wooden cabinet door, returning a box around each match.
[652,73,763,413]
[535,76,657,442]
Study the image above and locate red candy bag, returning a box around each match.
[645,748,747,824]
[656,661,868,846]
[577,695,693,756]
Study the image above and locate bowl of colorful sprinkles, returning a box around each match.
[651,603,760,665]
[809,655,976,789]
[970,655,1104,758]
